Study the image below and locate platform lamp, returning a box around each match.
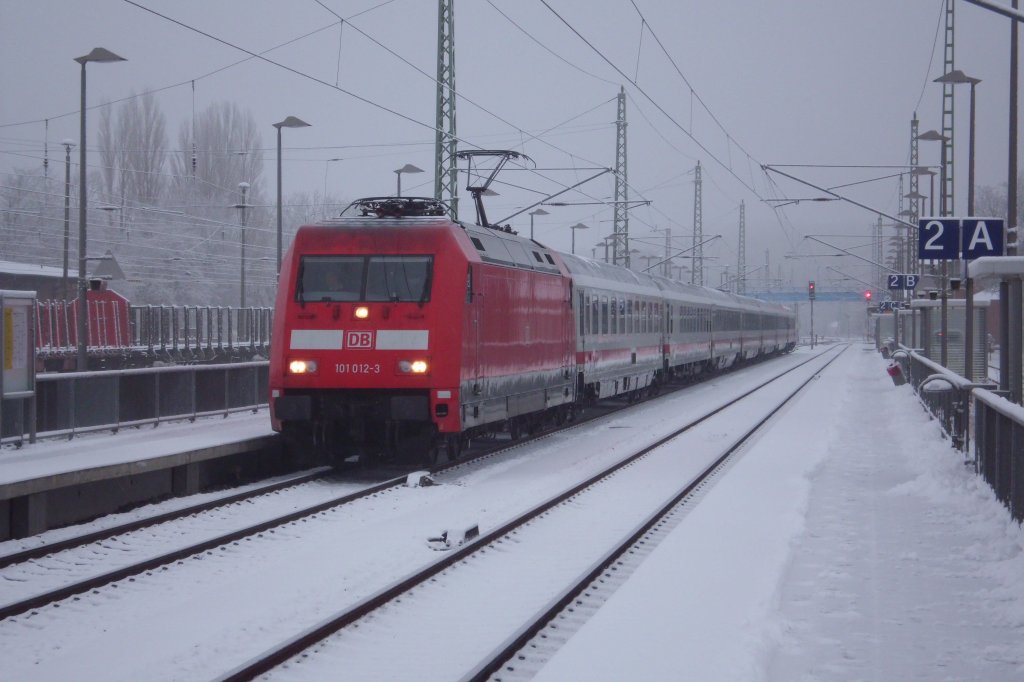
[394,163,423,197]
[233,182,251,309]
[74,47,126,372]
[910,167,937,217]
[528,208,549,240]
[569,222,590,255]
[917,129,951,367]
[272,116,310,277]
[934,70,981,214]
[935,70,982,384]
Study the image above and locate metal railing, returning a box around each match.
[973,389,1024,522]
[34,301,273,358]
[892,346,1024,522]
[893,349,983,451]
[2,361,269,444]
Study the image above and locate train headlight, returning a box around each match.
[398,359,429,374]
[354,306,369,320]
[289,359,318,374]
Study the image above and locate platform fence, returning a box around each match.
[1,361,269,444]
[34,302,272,359]
[892,346,1024,522]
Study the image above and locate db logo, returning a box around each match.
[346,331,373,349]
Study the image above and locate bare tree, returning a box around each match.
[96,90,168,208]
[170,101,264,205]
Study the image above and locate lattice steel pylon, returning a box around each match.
[612,86,630,267]
[691,161,703,286]
[434,0,458,220]
[941,0,955,216]
[909,115,920,277]
[737,201,746,295]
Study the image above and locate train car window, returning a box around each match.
[471,237,485,251]
[625,300,633,334]
[545,254,556,265]
[610,297,618,334]
[296,255,364,302]
[601,296,609,335]
[365,255,433,302]
[466,266,473,304]
[618,299,626,334]
[590,295,598,335]
[533,251,543,263]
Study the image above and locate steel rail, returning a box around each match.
[0,468,331,570]
[0,348,812,626]
[214,346,844,681]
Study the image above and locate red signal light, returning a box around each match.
[864,291,873,301]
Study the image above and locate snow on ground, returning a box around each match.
[3,345,1024,680]
[535,344,1024,681]
[0,410,274,486]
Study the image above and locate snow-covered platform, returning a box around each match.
[533,344,1024,681]
[0,411,277,539]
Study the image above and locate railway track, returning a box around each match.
[0,349,810,623]
[214,345,847,681]
[0,350,835,679]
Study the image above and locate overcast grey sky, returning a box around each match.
[0,0,1018,289]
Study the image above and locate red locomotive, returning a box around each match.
[269,196,796,464]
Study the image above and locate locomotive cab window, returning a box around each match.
[365,256,432,302]
[297,255,433,303]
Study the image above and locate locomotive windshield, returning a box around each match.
[297,255,432,303]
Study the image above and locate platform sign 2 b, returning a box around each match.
[887,274,920,290]
[918,217,1005,260]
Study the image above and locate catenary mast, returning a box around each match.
[612,86,630,267]
[435,0,458,219]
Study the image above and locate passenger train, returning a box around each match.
[269,197,797,463]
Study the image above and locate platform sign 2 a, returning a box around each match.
[918,217,1005,260]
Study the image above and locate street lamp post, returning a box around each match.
[918,129,951,366]
[234,182,250,309]
[934,71,982,214]
[61,139,74,301]
[569,222,590,254]
[528,207,549,240]
[74,47,126,371]
[935,70,982,384]
[394,163,424,197]
[272,116,310,277]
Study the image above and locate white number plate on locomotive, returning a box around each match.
[335,363,382,374]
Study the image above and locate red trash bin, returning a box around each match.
[886,362,906,386]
